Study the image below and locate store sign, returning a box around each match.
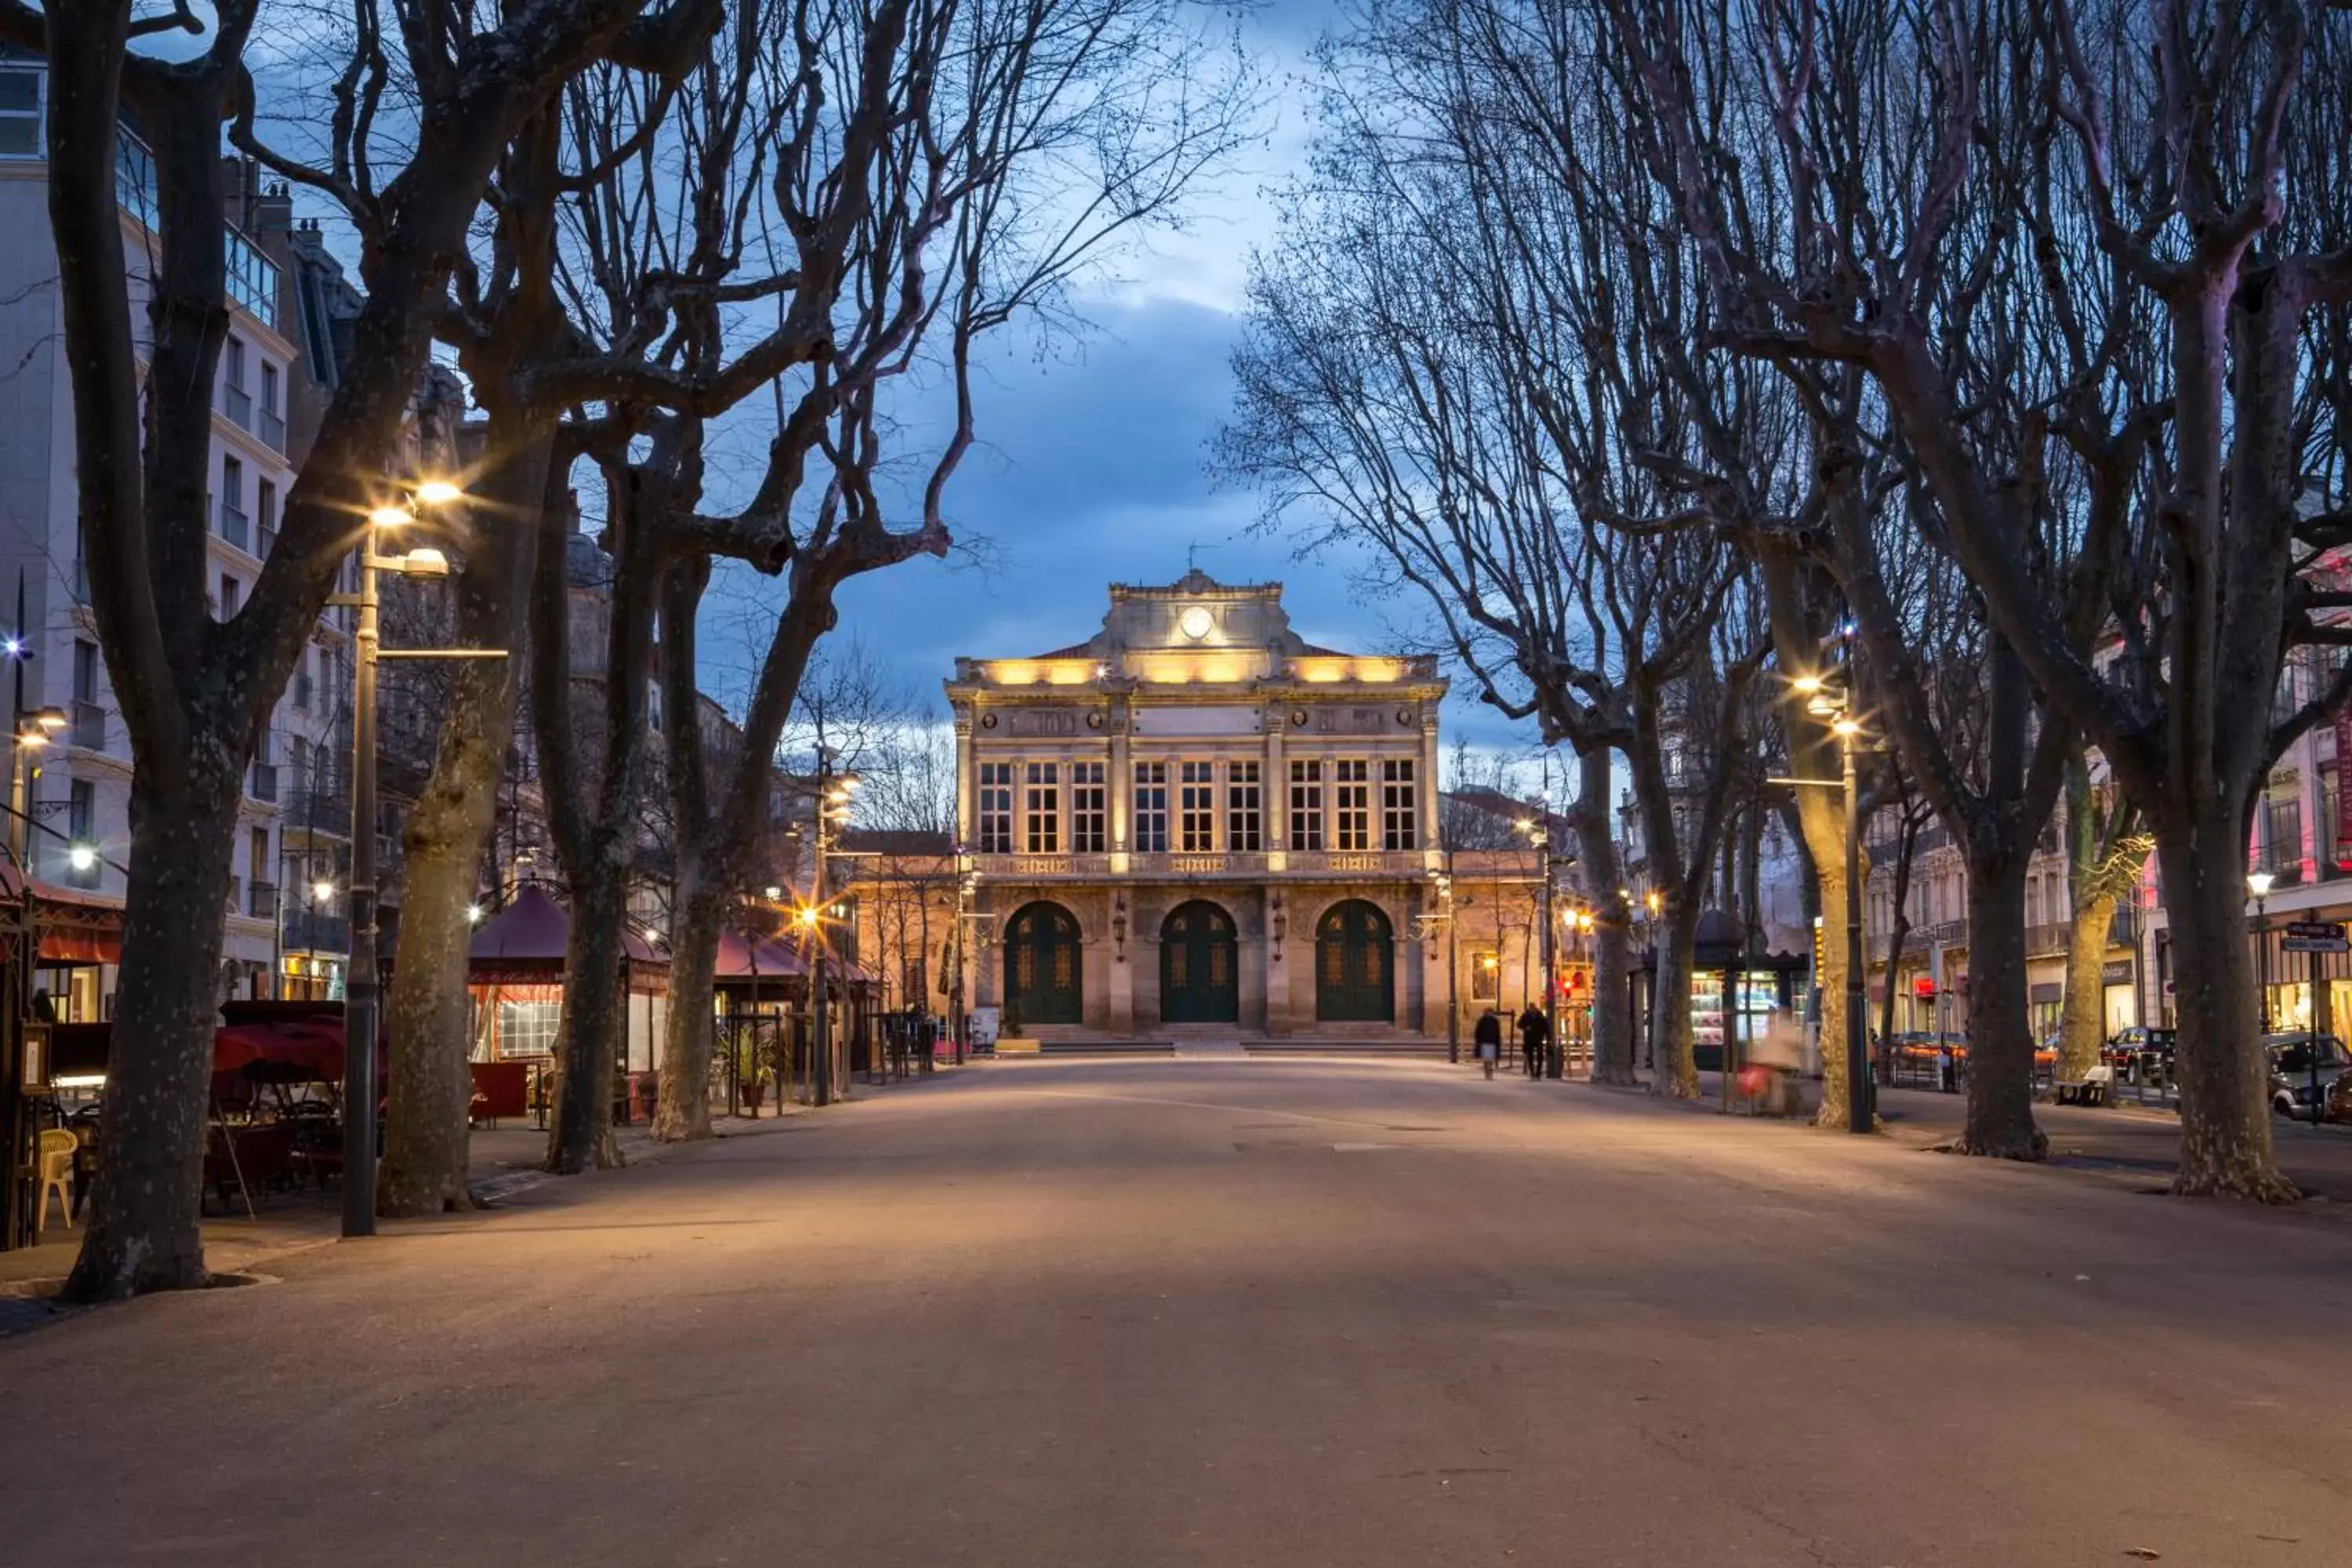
[2282,920,2350,954]
[2101,960,2133,985]
[2337,706,2352,865]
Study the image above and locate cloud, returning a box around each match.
[702,0,1542,757]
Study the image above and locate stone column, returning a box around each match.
[1265,702,1288,850]
[1419,707,1441,852]
[1109,699,1131,851]
[953,702,976,848]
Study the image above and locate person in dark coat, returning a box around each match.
[1518,1004,1551,1079]
[1474,1008,1503,1079]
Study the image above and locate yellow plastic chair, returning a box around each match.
[36,1127,76,1235]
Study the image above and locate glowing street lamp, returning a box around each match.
[339,476,492,1240]
[1769,664,1871,1134]
[2249,870,2277,1030]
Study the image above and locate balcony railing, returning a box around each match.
[2024,922,2072,959]
[116,129,280,329]
[282,907,349,953]
[219,499,249,553]
[70,699,104,751]
[223,382,252,430]
[1283,848,1421,876]
[249,760,278,803]
[286,786,352,831]
[247,880,278,920]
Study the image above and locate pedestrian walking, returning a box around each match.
[1475,1008,1502,1080]
[1519,1004,1550,1079]
[1938,1041,1957,1094]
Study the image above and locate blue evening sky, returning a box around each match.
[766,0,1537,761]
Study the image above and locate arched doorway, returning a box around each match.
[1160,900,1239,1023]
[1316,900,1394,1022]
[1004,902,1083,1026]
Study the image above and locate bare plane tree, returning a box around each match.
[4,0,688,1298]
[1601,0,2352,1197]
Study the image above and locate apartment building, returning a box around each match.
[0,64,355,1018]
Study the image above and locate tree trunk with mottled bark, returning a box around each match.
[1651,909,1700,1098]
[1795,784,1857,1127]
[63,777,241,1299]
[655,880,725,1140]
[1756,546,1866,1129]
[1573,747,1635,1085]
[1955,848,2045,1159]
[2056,890,2117,1085]
[536,458,666,1176]
[546,864,630,1173]
[2161,827,2294,1200]
[380,425,550,1216]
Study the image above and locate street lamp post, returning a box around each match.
[953,858,973,1066]
[8,706,65,873]
[334,482,482,1238]
[1440,863,1459,1064]
[806,757,860,1106]
[1513,817,1575,1080]
[2249,870,2275,1033]
[1775,670,1871,1135]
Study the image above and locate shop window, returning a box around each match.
[1290,759,1323,851]
[0,69,39,158]
[1381,758,1417,849]
[1227,760,1261,851]
[1133,761,1167,852]
[1024,761,1059,854]
[1335,759,1370,850]
[1071,761,1105,853]
[496,1000,562,1057]
[977,761,1014,853]
[1179,760,1214,851]
[1470,949,1500,1003]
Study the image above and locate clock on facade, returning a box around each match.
[1178,605,1214,640]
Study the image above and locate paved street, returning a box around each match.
[6,1058,2352,1567]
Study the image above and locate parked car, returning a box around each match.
[2263,1033,2352,1121]
[2102,1026,2177,1069]
[2325,1069,2352,1126]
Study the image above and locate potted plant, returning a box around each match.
[1002,998,1022,1039]
[728,1030,768,1114]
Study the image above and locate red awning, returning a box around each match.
[214,1022,347,1079]
[29,881,126,965]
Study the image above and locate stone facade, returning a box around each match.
[947,573,1451,1036]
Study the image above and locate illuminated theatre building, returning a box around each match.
[948,573,1457,1037]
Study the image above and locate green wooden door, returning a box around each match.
[1160,901,1239,1023]
[1316,900,1394,1022]
[1004,902,1083,1025]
